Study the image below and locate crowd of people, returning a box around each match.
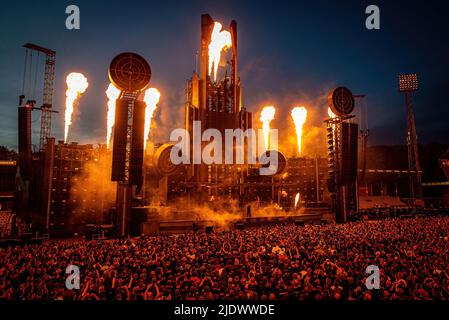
[353,207,449,221]
[1,216,449,300]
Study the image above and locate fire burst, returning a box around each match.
[105,83,121,149]
[260,106,276,150]
[294,193,300,208]
[143,88,161,150]
[328,107,336,119]
[64,73,89,143]
[208,22,232,82]
[291,107,308,156]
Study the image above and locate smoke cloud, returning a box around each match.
[68,149,116,225]
[153,197,304,230]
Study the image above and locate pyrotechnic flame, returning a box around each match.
[143,88,161,150]
[291,107,308,156]
[295,193,300,208]
[328,107,336,119]
[106,83,121,149]
[64,73,88,143]
[260,106,276,150]
[208,22,232,82]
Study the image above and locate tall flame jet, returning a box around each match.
[291,107,308,156]
[260,106,276,150]
[105,83,121,149]
[295,193,300,208]
[208,22,232,82]
[143,88,161,151]
[64,73,89,143]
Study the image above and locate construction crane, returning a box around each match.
[22,43,57,152]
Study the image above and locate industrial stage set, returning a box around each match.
[12,14,430,238]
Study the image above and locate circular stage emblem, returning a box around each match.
[109,52,151,92]
[259,150,287,176]
[154,144,182,176]
[328,87,355,117]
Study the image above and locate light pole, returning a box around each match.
[398,74,422,204]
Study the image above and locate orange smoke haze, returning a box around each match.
[69,149,116,226]
[154,197,302,230]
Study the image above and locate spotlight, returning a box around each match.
[398,74,418,92]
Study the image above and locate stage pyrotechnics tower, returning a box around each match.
[108,52,152,236]
[185,14,253,202]
[17,43,58,223]
[326,87,359,223]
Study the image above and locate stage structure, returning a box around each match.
[354,94,369,183]
[326,87,359,223]
[17,43,57,223]
[185,14,253,202]
[21,43,57,153]
[398,73,422,204]
[109,52,152,236]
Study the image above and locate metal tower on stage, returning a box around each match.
[109,52,152,237]
[23,43,57,152]
[399,74,422,204]
[326,87,359,223]
[354,95,370,182]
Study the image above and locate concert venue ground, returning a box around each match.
[1,215,449,300]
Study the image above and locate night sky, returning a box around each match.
[0,0,448,150]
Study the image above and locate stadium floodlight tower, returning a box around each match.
[398,73,422,204]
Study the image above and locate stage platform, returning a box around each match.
[140,208,331,236]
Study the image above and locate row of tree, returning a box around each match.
[0,146,18,161]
